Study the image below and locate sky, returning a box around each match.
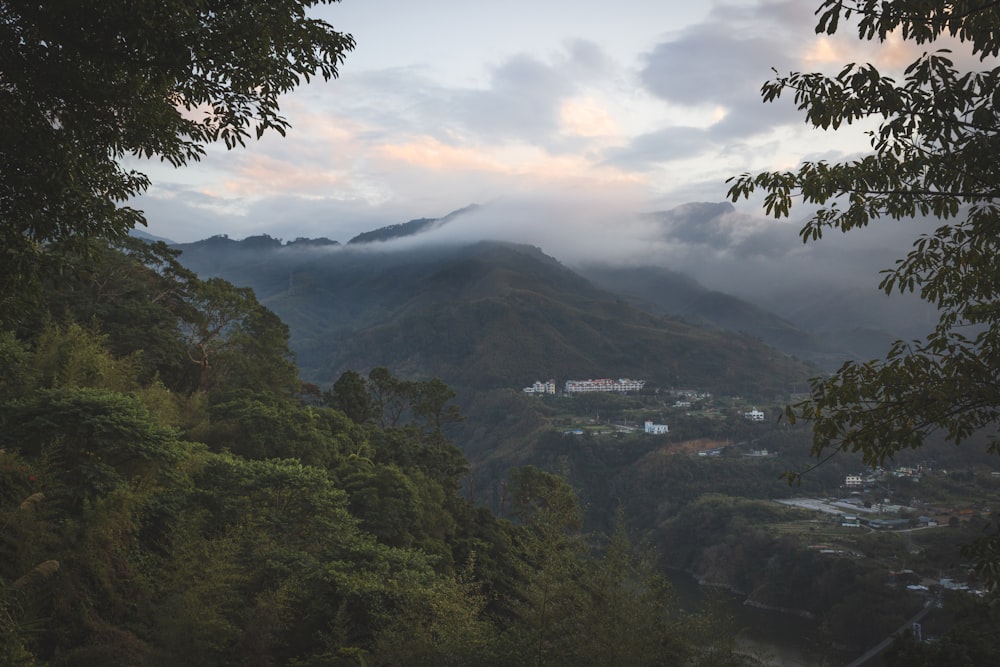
[131,0,948,304]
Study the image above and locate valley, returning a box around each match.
[457,386,998,662]
[167,221,1000,662]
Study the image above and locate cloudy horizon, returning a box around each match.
[127,0,958,327]
[133,1,921,242]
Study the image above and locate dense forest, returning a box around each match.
[5,1,1000,664]
[0,238,762,666]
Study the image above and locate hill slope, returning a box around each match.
[173,238,813,395]
[575,263,896,369]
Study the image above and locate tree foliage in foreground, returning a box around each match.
[727,1,1000,587]
[0,0,354,315]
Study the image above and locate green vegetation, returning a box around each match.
[5,2,999,663]
[0,239,768,665]
[1,6,767,660]
[884,591,1000,666]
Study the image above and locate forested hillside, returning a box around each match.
[0,239,759,665]
[171,236,814,395]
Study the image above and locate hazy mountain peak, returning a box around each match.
[286,237,340,248]
[347,204,481,245]
[130,228,178,244]
[653,201,736,220]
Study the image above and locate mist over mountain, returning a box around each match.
[337,199,938,347]
[172,235,813,395]
[170,199,938,387]
[346,205,480,245]
[574,263,905,368]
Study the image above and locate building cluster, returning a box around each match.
[745,448,774,457]
[844,465,925,489]
[564,378,645,394]
[675,389,712,399]
[743,408,765,421]
[522,378,647,395]
[845,474,864,487]
[522,380,557,395]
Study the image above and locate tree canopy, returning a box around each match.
[727,1,1000,584]
[0,0,354,311]
[0,5,768,664]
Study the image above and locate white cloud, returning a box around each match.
[133,0,953,312]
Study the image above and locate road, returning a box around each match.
[843,598,936,667]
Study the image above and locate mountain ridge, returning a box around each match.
[171,236,813,396]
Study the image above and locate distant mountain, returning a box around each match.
[161,196,935,376]
[172,237,813,395]
[575,263,893,369]
[643,201,736,238]
[347,205,480,245]
[130,228,176,244]
[628,201,936,356]
[768,284,936,348]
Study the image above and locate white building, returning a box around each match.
[564,378,645,394]
[845,474,863,487]
[644,420,669,435]
[523,379,556,395]
[744,408,765,421]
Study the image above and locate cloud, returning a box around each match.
[624,197,941,306]
[430,40,620,152]
[559,96,620,138]
[601,126,710,168]
[365,191,657,264]
[132,0,958,301]
[375,136,508,172]
[638,3,817,140]
[134,39,654,243]
[636,0,946,147]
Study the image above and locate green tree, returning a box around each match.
[370,562,500,667]
[0,387,184,513]
[195,392,363,466]
[212,303,299,395]
[0,385,195,664]
[0,0,354,315]
[727,2,1000,587]
[577,512,695,667]
[501,468,595,667]
[183,454,451,666]
[368,366,413,429]
[29,322,143,393]
[325,370,375,424]
[26,238,199,388]
[0,331,37,403]
[15,239,296,395]
[499,471,757,667]
[412,377,465,435]
[182,277,297,394]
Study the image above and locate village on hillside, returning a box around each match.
[520,378,776,440]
